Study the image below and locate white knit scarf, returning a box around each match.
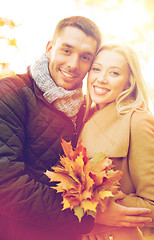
[30,53,84,122]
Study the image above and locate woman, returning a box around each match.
[79,44,154,240]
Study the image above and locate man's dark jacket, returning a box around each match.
[0,72,94,240]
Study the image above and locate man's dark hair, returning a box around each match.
[53,16,102,51]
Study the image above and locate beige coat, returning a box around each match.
[79,102,154,239]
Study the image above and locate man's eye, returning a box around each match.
[82,56,90,61]
[63,49,70,54]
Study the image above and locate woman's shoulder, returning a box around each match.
[87,105,98,120]
[131,109,154,122]
[130,109,154,132]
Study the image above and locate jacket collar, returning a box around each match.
[80,102,133,158]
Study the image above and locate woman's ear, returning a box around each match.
[46,40,53,58]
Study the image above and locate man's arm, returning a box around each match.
[0,77,94,235]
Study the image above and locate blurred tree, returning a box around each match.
[75,0,124,7]
[0,17,16,28]
[0,17,18,78]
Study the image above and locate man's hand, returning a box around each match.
[95,200,152,227]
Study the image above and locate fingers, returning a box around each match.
[126,216,152,223]
[125,216,152,224]
[114,221,146,227]
[122,206,152,215]
[118,215,152,227]
[119,221,146,227]
[114,191,126,200]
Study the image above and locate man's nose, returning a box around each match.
[67,54,79,70]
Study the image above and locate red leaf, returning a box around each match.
[75,140,89,164]
[61,138,75,160]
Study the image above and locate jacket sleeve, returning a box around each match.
[0,77,94,235]
[117,111,154,227]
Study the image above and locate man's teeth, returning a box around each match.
[95,86,109,94]
[62,71,74,78]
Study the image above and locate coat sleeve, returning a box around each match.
[0,77,94,235]
[117,111,154,227]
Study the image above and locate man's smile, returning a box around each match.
[60,69,78,80]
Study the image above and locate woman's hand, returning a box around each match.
[95,200,152,227]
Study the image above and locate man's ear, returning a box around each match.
[46,40,53,58]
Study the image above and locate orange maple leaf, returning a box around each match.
[61,138,75,160]
[46,138,123,222]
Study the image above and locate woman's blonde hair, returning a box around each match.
[84,44,150,121]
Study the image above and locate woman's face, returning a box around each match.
[88,49,130,109]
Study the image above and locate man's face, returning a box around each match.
[46,26,97,90]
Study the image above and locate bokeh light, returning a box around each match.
[0,0,154,112]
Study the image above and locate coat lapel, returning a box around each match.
[79,102,133,158]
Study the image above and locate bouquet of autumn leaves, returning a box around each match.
[46,138,123,222]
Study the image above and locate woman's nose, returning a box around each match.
[97,72,108,83]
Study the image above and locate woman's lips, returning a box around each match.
[93,85,110,95]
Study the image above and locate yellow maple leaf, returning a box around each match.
[99,190,114,200]
[62,198,71,210]
[61,138,75,160]
[91,154,112,173]
[90,152,105,166]
[84,160,94,190]
[46,138,123,222]
[81,199,98,213]
[46,171,78,193]
[70,154,85,183]
[81,189,93,201]
[74,206,84,222]
[59,156,74,173]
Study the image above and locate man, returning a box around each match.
[0,16,151,240]
[0,16,101,240]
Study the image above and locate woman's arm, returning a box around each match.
[95,200,152,227]
[117,111,154,226]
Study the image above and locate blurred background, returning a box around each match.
[0,0,154,112]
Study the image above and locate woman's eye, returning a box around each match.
[111,71,119,76]
[92,67,100,71]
